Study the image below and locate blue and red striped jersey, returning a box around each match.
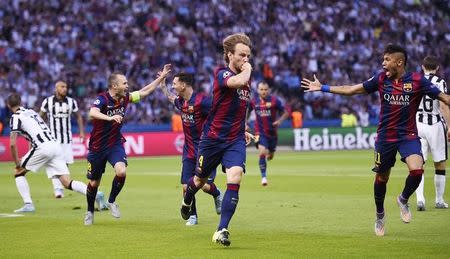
[174,92,212,160]
[363,71,441,142]
[249,95,286,137]
[202,67,251,142]
[89,92,130,152]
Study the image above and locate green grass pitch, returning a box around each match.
[0,150,449,258]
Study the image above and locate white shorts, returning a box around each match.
[417,122,448,162]
[21,141,70,178]
[60,143,74,164]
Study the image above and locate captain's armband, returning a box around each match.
[130,91,141,103]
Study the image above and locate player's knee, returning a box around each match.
[115,167,126,177]
[375,173,389,183]
[194,175,207,186]
[226,168,243,184]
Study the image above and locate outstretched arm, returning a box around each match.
[301,75,366,96]
[135,64,172,100]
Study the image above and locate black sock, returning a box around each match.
[109,175,126,203]
[374,178,387,214]
[184,177,201,205]
[86,182,97,213]
[401,169,424,201]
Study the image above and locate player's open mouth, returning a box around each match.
[383,68,391,77]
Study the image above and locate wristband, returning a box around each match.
[321,84,330,92]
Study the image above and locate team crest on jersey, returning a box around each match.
[403,83,412,92]
[223,71,231,78]
[265,102,272,108]
[188,106,194,113]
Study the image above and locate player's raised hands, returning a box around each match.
[301,74,322,92]
[159,64,172,78]
[110,114,123,124]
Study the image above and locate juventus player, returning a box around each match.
[7,93,106,213]
[415,56,449,210]
[40,81,86,199]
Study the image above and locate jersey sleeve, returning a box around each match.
[72,98,79,112]
[217,69,233,88]
[9,115,21,132]
[200,96,212,117]
[362,72,382,94]
[421,75,441,99]
[40,98,48,113]
[92,95,106,109]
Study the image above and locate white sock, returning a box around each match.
[415,174,425,203]
[435,174,446,203]
[70,180,87,195]
[15,176,33,204]
[52,178,64,191]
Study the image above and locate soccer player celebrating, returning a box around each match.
[7,93,106,213]
[160,72,223,226]
[180,33,254,246]
[248,81,289,186]
[301,44,450,236]
[84,64,171,225]
[415,56,449,210]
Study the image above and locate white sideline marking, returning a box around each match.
[0,213,25,218]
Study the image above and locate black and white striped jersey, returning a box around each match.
[40,95,79,144]
[417,73,448,125]
[9,107,56,147]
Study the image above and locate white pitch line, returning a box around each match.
[0,213,25,218]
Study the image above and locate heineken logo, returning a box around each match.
[294,127,376,151]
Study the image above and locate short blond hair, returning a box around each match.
[223,33,252,64]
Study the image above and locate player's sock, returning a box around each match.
[374,177,387,214]
[15,176,32,204]
[68,180,88,195]
[204,182,220,197]
[190,196,197,216]
[259,154,267,178]
[108,175,126,203]
[415,174,425,202]
[218,183,240,230]
[400,169,424,202]
[86,182,97,213]
[435,170,446,203]
[184,177,201,205]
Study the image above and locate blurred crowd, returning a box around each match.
[0,0,449,131]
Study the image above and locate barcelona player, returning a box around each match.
[84,64,171,225]
[160,72,223,226]
[301,44,450,236]
[180,33,254,246]
[248,81,289,186]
